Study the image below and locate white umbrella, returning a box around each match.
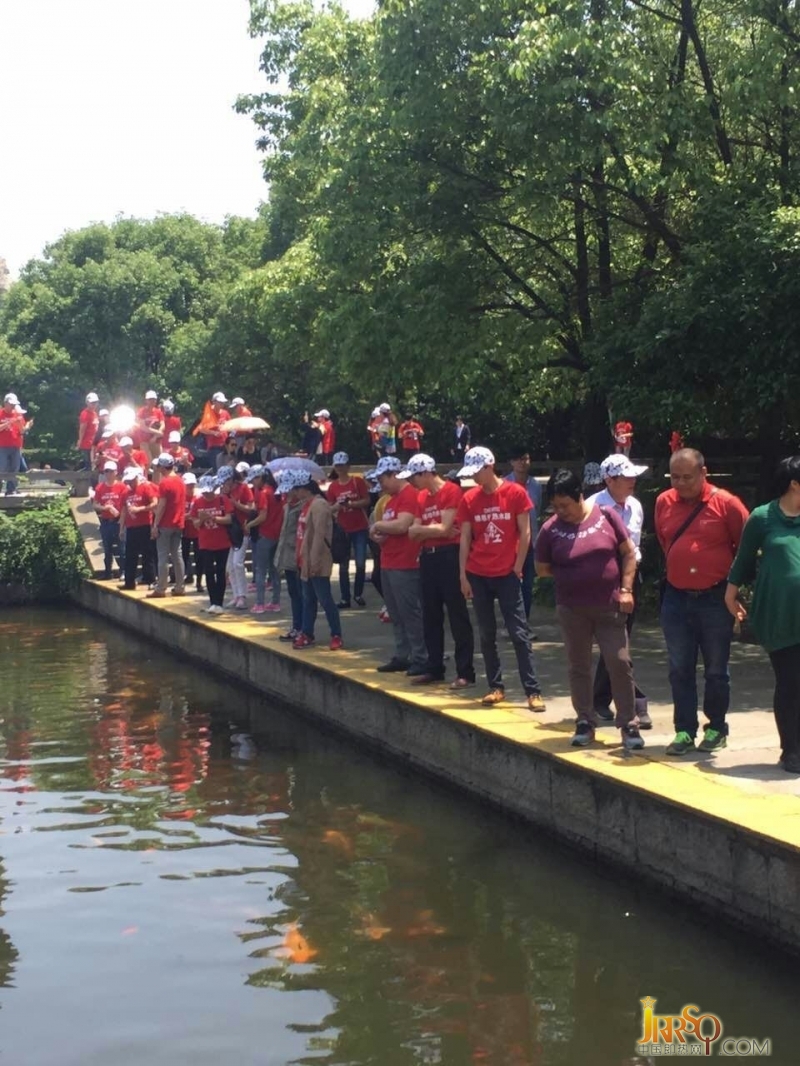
[266,456,325,481]
[223,415,270,433]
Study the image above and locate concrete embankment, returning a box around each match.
[73,574,800,957]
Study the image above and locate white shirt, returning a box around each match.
[588,488,644,563]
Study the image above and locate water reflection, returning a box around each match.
[0,611,798,1065]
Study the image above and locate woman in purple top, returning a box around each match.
[535,469,643,750]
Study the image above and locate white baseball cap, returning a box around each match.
[155,453,175,467]
[599,455,648,479]
[212,391,228,404]
[103,460,118,472]
[144,389,158,400]
[457,446,495,478]
[182,472,197,486]
[332,451,349,466]
[162,399,175,413]
[85,392,99,403]
[379,403,391,413]
[168,431,182,443]
[314,408,330,419]
[370,407,381,418]
[122,466,143,481]
[235,461,251,474]
[398,453,436,478]
[230,397,245,407]
[99,409,109,417]
[119,436,134,447]
[101,428,115,438]
[4,393,19,405]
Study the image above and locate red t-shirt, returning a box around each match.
[121,447,150,471]
[398,421,424,451]
[163,415,182,437]
[327,476,369,533]
[204,409,230,449]
[78,407,99,450]
[256,485,284,540]
[655,483,749,590]
[135,405,164,447]
[380,484,421,570]
[230,482,255,511]
[183,494,198,539]
[418,481,462,547]
[123,480,159,528]
[190,496,230,551]
[157,473,186,530]
[0,409,25,448]
[95,442,125,469]
[94,480,127,519]
[168,446,193,466]
[457,480,532,577]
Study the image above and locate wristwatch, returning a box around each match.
[620,587,633,593]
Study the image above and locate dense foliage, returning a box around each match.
[0,500,89,601]
[3,0,800,463]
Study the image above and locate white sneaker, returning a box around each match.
[208,604,225,615]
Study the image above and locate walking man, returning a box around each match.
[148,454,187,599]
[588,455,650,727]
[405,454,475,687]
[369,456,427,675]
[655,448,749,754]
[457,447,546,711]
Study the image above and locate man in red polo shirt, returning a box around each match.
[369,455,427,675]
[405,454,475,687]
[457,447,546,712]
[93,460,127,579]
[655,448,749,755]
[148,453,187,598]
[76,391,100,470]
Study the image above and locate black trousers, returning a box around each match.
[181,536,201,585]
[768,644,800,758]
[370,541,383,598]
[420,547,475,680]
[593,602,647,714]
[199,548,229,606]
[123,525,155,589]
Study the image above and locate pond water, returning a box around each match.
[0,609,797,1065]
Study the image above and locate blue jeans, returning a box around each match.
[660,583,734,737]
[338,528,368,603]
[301,576,342,639]
[468,571,541,697]
[99,518,122,576]
[0,446,21,494]
[284,569,304,632]
[254,535,280,606]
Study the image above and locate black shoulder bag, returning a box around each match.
[659,489,718,604]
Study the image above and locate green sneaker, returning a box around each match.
[698,728,727,753]
[665,731,695,756]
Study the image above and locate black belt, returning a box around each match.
[421,544,459,554]
[669,579,726,597]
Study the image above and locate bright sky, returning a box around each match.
[0,0,375,277]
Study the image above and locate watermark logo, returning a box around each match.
[636,997,771,1057]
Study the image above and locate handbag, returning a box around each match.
[659,489,718,604]
[227,511,245,549]
[330,521,351,565]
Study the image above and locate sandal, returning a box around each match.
[449,678,474,690]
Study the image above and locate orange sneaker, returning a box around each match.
[481,690,506,706]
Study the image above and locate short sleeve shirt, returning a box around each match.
[418,481,462,546]
[78,408,99,450]
[327,477,369,533]
[94,480,127,519]
[380,484,421,569]
[157,473,186,530]
[535,505,629,608]
[457,480,532,577]
[123,480,158,528]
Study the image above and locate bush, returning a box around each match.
[0,499,89,602]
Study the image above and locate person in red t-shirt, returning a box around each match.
[404,454,474,687]
[457,447,545,711]
[218,465,254,609]
[190,476,232,612]
[369,455,427,674]
[0,393,26,496]
[327,451,370,608]
[119,468,158,590]
[398,415,425,460]
[161,400,182,439]
[230,397,253,419]
[245,467,284,612]
[148,454,187,598]
[166,431,194,472]
[180,472,202,592]
[655,448,749,755]
[76,391,100,470]
[203,392,232,462]
[613,420,633,456]
[136,391,165,460]
[312,408,335,463]
[118,436,151,473]
[93,460,127,578]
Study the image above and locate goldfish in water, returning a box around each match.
[278,922,318,963]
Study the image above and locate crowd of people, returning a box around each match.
[6,384,799,771]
